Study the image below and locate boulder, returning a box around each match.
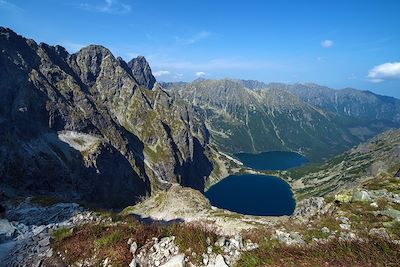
[159,254,185,267]
[292,197,327,222]
[215,236,227,247]
[334,193,351,203]
[272,230,304,246]
[129,258,137,267]
[351,190,372,202]
[212,254,228,267]
[380,208,400,220]
[370,202,379,208]
[369,228,390,239]
[129,242,138,255]
[321,227,330,234]
[0,219,16,241]
[339,223,351,231]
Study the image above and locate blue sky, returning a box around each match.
[1,0,400,97]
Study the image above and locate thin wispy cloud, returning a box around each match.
[153,70,170,77]
[321,40,334,48]
[79,0,131,14]
[176,31,211,45]
[367,61,400,83]
[151,57,279,71]
[0,0,23,12]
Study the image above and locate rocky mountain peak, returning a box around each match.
[127,55,156,89]
[0,26,19,39]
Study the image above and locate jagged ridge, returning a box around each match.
[163,79,400,161]
[0,27,213,208]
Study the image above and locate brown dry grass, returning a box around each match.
[235,237,400,267]
[52,219,218,266]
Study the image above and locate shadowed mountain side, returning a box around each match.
[0,27,213,208]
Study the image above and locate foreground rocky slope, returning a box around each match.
[0,130,398,266]
[1,165,399,266]
[164,79,399,161]
[0,27,213,208]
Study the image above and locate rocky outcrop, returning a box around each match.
[127,56,156,90]
[292,197,332,223]
[122,184,212,222]
[1,198,105,267]
[0,27,213,208]
[129,234,257,267]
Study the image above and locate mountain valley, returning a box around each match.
[0,27,399,267]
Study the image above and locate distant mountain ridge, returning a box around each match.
[264,82,400,123]
[163,79,400,161]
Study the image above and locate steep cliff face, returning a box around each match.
[127,56,156,90]
[0,28,212,208]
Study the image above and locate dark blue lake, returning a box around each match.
[235,151,308,170]
[205,151,307,216]
[205,174,295,216]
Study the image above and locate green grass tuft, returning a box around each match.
[51,228,73,242]
[95,230,123,247]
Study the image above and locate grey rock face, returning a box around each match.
[292,197,329,223]
[379,208,400,220]
[1,198,106,267]
[0,219,16,241]
[212,254,229,267]
[159,254,185,267]
[272,230,305,246]
[0,27,212,208]
[128,56,156,90]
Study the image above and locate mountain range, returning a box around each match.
[1,27,400,208]
[163,79,400,161]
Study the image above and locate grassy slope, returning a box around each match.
[282,129,400,200]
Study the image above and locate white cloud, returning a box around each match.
[79,0,131,14]
[367,62,400,83]
[321,40,334,48]
[176,31,211,45]
[153,70,170,77]
[195,71,206,77]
